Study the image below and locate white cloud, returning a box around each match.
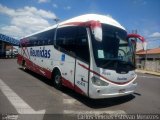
[0,4,57,38]
[0,5,56,19]
[11,16,50,31]
[53,3,58,8]
[38,0,49,3]
[38,9,56,19]
[149,32,160,38]
[0,4,15,16]
[64,6,71,10]
[133,0,147,5]
[1,26,23,37]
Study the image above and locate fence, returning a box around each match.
[137,60,160,73]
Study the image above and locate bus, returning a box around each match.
[17,14,146,99]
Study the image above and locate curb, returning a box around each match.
[145,72,160,77]
[136,70,160,77]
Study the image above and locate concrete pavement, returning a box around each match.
[136,69,160,76]
[0,59,160,120]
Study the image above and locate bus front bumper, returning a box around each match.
[89,83,137,99]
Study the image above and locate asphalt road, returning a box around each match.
[0,59,160,120]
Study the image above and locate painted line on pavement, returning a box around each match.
[63,99,78,104]
[138,75,160,79]
[0,78,45,114]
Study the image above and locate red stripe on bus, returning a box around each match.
[18,55,87,96]
[62,77,74,90]
[62,77,87,96]
[78,63,134,85]
[18,55,52,79]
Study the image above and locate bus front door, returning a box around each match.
[75,60,89,96]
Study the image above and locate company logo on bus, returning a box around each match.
[30,47,51,58]
[117,77,127,81]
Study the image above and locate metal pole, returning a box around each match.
[145,47,147,70]
[54,18,60,24]
[53,18,60,45]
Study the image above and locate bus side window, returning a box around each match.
[40,29,55,46]
[42,40,45,45]
[47,29,54,45]
[28,35,38,46]
[39,38,43,46]
[30,40,33,47]
[34,41,37,46]
[56,27,77,56]
[48,39,51,45]
[76,27,90,63]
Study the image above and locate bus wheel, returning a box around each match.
[22,60,26,70]
[53,70,62,89]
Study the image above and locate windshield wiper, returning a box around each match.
[99,58,135,69]
[119,61,135,68]
[99,59,118,68]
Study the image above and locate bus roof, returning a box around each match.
[22,14,125,39]
[60,14,125,30]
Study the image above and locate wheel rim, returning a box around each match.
[22,63,26,70]
[55,75,61,85]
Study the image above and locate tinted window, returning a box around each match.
[56,26,90,63]
[39,29,55,45]
[76,27,90,63]
[23,28,55,47]
[56,27,77,55]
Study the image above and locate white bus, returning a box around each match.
[17,14,146,99]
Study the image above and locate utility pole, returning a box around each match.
[54,18,60,24]
[144,46,147,70]
[53,18,60,45]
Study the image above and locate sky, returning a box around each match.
[0,0,160,49]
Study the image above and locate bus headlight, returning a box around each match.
[91,76,109,86]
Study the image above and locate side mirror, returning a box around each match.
[90,21,102,42]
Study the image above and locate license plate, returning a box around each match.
[119,89,125,93]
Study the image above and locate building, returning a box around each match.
[136,42,144,52]
[0,33,19,58]
[136,48,160,72]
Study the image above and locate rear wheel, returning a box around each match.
[53,70,62,89]
[22,60,26,70]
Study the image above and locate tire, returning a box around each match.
[53,70,62,89]
[22,60,26,70]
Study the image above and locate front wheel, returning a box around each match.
[53,71,62,89]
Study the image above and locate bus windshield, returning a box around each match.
[91,24,135,71]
